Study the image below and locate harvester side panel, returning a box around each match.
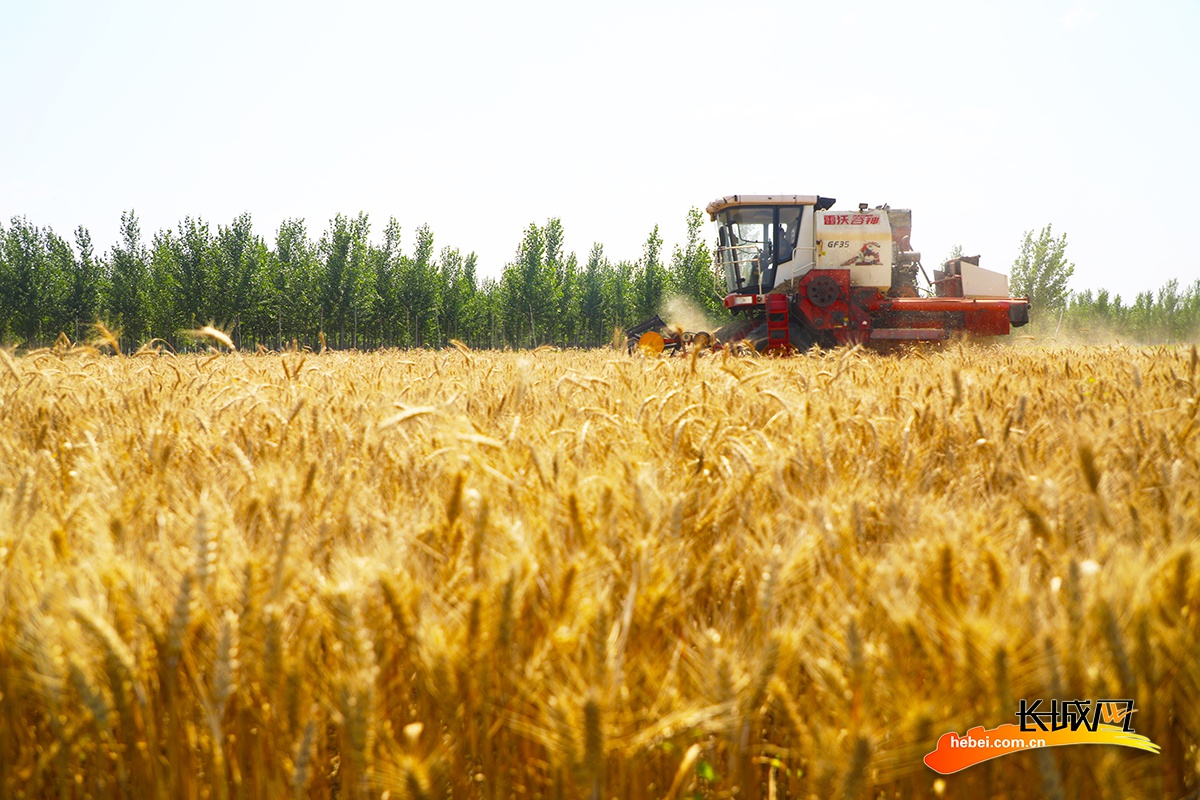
[794,270,853,334]
[815,211,892,289]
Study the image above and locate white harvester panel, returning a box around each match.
[961,262,1010,298]
[815,210,892,289]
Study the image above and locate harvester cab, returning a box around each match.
[714,195,834,297]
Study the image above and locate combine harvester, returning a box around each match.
[632,194,1029,354]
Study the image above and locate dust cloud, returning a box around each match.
[659,294,722,334]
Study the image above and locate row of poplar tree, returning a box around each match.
[1001,225,1200,343]
[1056,281,1200,343]
[0,209,723,352]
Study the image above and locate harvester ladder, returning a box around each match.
[766,293,790,351]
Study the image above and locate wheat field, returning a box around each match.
[0,341,1197,799]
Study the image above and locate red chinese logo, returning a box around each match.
[824,214,880,225]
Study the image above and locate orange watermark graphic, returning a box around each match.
[924,700,1160,775]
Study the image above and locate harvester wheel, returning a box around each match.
[637,330,665,355]
[807,274,841,308]
[692,331,712,350]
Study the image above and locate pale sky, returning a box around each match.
[3,0,1198,300]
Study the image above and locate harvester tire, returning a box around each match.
[744,323,770,353]
[789,321,818,352]
[714,318,755,344]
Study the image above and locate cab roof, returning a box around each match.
[706,194,836,219]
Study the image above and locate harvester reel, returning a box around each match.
[692,331,712,350]
[807,274,840,308]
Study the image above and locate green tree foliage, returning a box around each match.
[543,219,566,343]
[403,224,439,347]
[1061,279,1200,342]
[370,218,404,348]
[318,213,373,349]
[457,252,481,345]
[604,259,637,337]
[64,226,106,342]
[172,217,213,334]
[579,243,608,347]
[0,217,69,346]
[437,245,475,346]
[269,219,319,349]
[542,218,582,346]
[109,211,150,350]
[211,213,267,348]
[669,207,722,316]
[41,228,77,342]
[635,225,666,321]
[1012,225,1074,313]
[500,222,555,347]
[474,276,503,349]
[147,229,181,345]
